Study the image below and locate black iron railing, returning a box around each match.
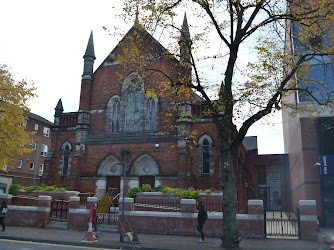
[11,196,38,207]
[133,200,181,212]
[98,207,119,224]
[50,199,69,219]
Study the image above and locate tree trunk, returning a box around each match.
[220,146,240,248]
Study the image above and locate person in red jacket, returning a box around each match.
[89,203,100,236]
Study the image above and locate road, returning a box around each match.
[0,238,121,250]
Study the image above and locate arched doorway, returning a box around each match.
[131,154,159,189]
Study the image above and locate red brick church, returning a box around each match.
[43,15,286,211]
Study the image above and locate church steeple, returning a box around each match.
[82,31,96,80]
[179,13,192,67]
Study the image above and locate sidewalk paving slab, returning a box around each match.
[0,226,323,249]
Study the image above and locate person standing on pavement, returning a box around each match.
[89,203,100,236]
[197,200,208,243]
[0,200,8,231]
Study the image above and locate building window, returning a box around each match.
[202,139,210,174]
[0,184,7,194]
[125,84,143,132]
[39,164,44,176]
[43,127,50,137]
[112,101,121,132]
[17,160,22,169]
[34,124,39,130]
[2,165,7,171]
[198,135,213,175]
[145,98,156,130]
[30,162,34,171]
[32,143,36,150]
[61,142,72,175]
[106,95,121,133]
[292,24,334,102]
[23,120,27,127]
[41,144,48,157]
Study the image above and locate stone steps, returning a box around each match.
[46,219,68,230]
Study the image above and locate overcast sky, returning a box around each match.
[0,0,285,155]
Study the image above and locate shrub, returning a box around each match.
[8,184,22,196]
[141,184,153,192]
[128,187,142,199]
[22,184,68,192]
[154,185,165,192]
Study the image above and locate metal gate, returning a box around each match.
[50,199,69,219]
[264,208,300,238]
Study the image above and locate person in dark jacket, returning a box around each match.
[197,200,207,243]
[0,200,8,231]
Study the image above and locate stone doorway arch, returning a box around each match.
[97,154,122,199]
[130,154,160,189]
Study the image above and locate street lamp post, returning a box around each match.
[120,161,126,242]
[30,144,39,186]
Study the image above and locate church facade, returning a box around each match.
[42,16,255,206]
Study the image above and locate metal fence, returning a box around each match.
[203,201,223,213]
[133,200,181,212]
[98,207,119,224]
[50,199,69,219]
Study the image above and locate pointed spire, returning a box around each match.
[82,31,96,80]
[182,13,190,40]
[135,6,139,25]
[179,12,192,67]
[55,98,64,116]
[84,31,95,59]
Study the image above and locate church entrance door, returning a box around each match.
[107,176,120,206]
[139,176,155,189]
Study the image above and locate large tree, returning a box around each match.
[0,64,36,170]
[115,0,334,248]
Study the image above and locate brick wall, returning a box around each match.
[119,198,265,238]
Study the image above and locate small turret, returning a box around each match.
[82,31,96,80]
[179,13,192,67]
[55,98,64,117]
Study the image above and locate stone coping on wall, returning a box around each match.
[299,200,316,206]
[8,205,51,212]
[248,200,263,205]
[136,192,223,196]
[18,190,79,194]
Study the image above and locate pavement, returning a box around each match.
[0,226,331,249]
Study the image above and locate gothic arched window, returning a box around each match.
[61,142,72,176]
[202,139,210,174]
[145,98,156,130]
[106,95,121,133]
[112,101,121,132]
[198,135,213,175]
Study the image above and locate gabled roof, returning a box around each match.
[28,112,53,126]
[94,22,180,73]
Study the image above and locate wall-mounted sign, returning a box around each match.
[319,155,334,175]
